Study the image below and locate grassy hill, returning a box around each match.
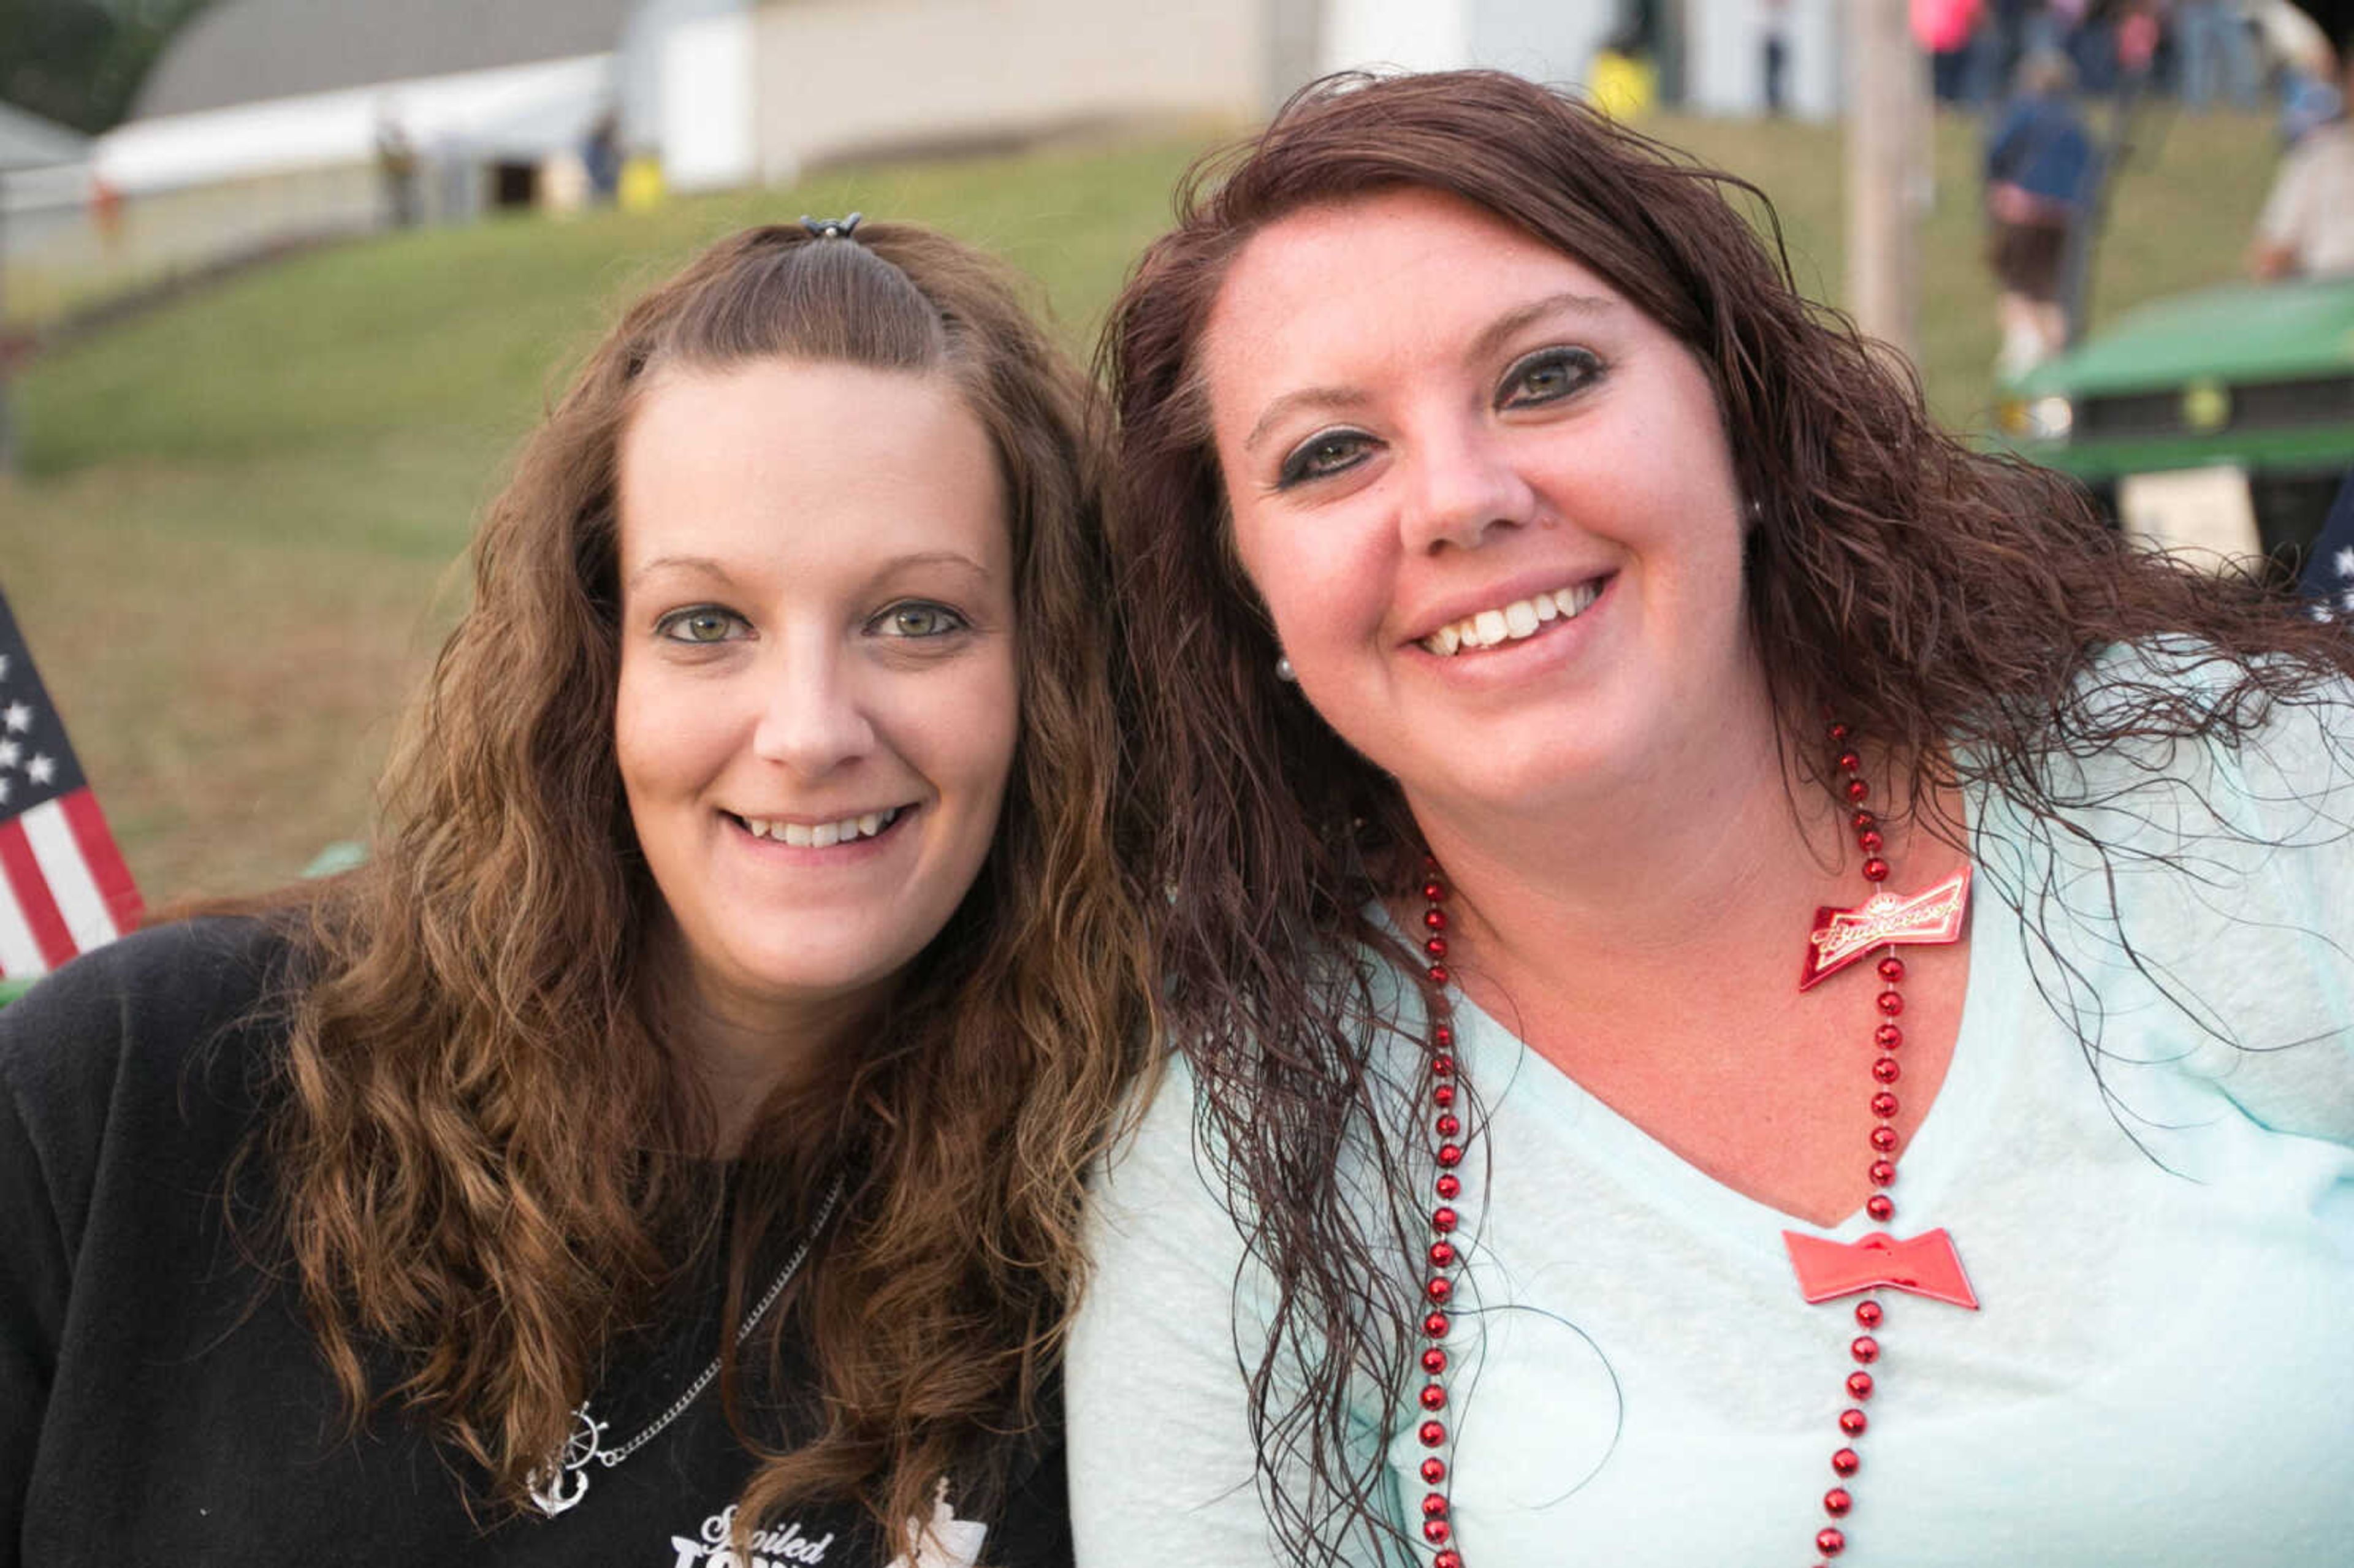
[0,106,2284,901]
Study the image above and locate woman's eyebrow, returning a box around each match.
[1466,291,1620,363]
[625,554,733,592]
[881,550,994,578]
[1243,387,1374,454]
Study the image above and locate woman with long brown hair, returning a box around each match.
[0,218,1145,1565]
[1070,71,2354,1567]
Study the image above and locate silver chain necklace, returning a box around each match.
[527,1171,847,1518]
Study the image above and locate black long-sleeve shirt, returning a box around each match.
[0,919,1069,1567]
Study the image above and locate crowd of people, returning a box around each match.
[1917,0,2293,107]
[5,60,2351,1568]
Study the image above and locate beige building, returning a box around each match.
[747,0,1310,181]
[740,0,1833,187]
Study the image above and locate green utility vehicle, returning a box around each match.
[1994,275,2354,576]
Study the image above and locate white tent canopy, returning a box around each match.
[95,55,612,196]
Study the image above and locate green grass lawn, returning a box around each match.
[0,106,2285,902]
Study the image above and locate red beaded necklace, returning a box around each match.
[1406,720,1975,1568]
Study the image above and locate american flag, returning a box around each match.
[2298,471,2354,618]
[0,587,143,979]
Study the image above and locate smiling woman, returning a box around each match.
[1073,70,2354,1568]
[614,359,1021,1147]
[0,222,1145,1567]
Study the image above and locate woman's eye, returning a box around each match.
[874,601,969,639]
[655,606,745,644]
[1498,347,1602,409]
[1277,429,1375,488]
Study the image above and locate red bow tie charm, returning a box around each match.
[1783,1227,1980,1309]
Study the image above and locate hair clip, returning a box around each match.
[799,213,864,239]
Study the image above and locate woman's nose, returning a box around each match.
[1397,419,1540,555]
[750,647,877,775]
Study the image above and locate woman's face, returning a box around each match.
[614,357,1019,1038]
[1198,186,1757,828]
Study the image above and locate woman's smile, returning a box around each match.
[1414,573,1612,657]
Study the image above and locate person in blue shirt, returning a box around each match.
[1984,51,2096,376]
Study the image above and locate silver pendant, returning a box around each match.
[527,1407,606,1517]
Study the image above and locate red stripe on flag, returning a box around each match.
[58,787,143,934]
[0,816,76,970]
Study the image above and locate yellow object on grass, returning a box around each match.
[1588,50,1658,120]
[619,154,667,213]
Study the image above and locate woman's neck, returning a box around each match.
[1406,704,1909,1009]
[644,925,881,1159]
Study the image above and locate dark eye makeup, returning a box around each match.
[1276,429,1377,489]
[1497,345,1604,409]
[1270,344,1606,491]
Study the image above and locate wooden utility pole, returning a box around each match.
[1845,0,1931,365]
[1,170,15,478]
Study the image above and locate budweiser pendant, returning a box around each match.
[1799,865,1972,991]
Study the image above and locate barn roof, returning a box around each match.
[132,0,643,120]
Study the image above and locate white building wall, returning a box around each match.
[661,9,757,189]
[1318,0,1471,73]
[752,0,1265,183]
[1685,0,1843,117]
[1465,0,1611,86]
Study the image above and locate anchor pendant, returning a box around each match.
[527,1407,606,1517]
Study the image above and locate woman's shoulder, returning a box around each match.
[0,917,295,1157]
[1986,641,2354,1139]
[2035,638,2354,827]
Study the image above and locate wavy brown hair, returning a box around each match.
[1100,70,2354,1563]
[240,222,1147,1550]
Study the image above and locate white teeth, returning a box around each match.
[1420,580,1606,657]
[742,807,899,845]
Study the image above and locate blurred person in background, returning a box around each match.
[1984,50,2096,374]
[2172,0,2263,108]
[375,108,420,229]
[1760,0,1793,114]
[1918,0,1990,102]
[2250,42,2354,277]
[0,219,1144,1566]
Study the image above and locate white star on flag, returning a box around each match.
[1,702,29,733]
[25,755,54,787]
[2336,545,2354,582]
[0,739,17,770]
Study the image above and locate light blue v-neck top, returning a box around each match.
[1070,657,2354,1566]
